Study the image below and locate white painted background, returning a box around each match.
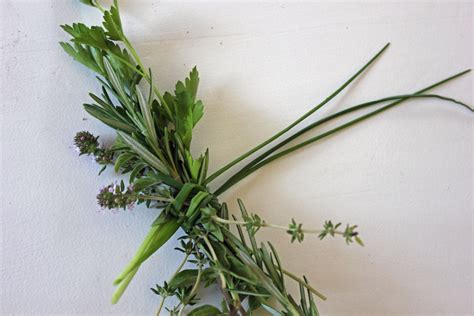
[1,1,472,315]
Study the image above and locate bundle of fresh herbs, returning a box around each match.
[61,1,472,315]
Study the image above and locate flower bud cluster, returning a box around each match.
[74,131,114,165]
[74,131,99,155]
[94,149,114,165]
[97,181,137,210]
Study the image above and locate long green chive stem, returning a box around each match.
[214,70,471,196]
[204,43,391,185]
[281,269,327,301]
[215,93,472,195]
[212,216,343,236]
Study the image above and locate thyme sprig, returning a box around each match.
[62,1,472,315]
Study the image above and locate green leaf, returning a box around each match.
[355,236,364,247]
[103,58,134,113]
[197,149,209,185]
[174,81,194,148]
[248,295,262,311]
[238,199,262,267]
[117,132,169,175]
[103,0,123,40]
[188,305,221,316]
[236,249,291,309]
[132,175,161,191]
[61,23,109,50]
[192,100,204,126]
[60,42,103,74]
[261,304,283,316]
[260,243,283,291]
[168,183,197,214]
[185,66,199,102]
[114,152,134,173]
[79,0,96,6]
[228,256,258,284]
[151,212,172,227]
[185,150,201,181]
[129,162,147,182]
[84,104,135,133]
[185,191,210,217]
[168,269,199,290]
[89,92,129,124]
[136,85,159,152]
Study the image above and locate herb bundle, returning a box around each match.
[62,1,472,315]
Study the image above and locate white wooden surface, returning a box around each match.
[1,1,472,315]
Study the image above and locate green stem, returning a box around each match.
[204,43,391,185]
[178,265,203,316]
[93,0,105,13]
[140,195,173,202]
[156,298,165,316]
[156,253,190,315]
[213,216,343,235]
[215,69,471,196]
[202,235,227,290]
[111,266,139,304]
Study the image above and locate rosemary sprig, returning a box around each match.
[62,1,471,315]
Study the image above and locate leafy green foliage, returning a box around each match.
[64,1,471,315]
[103,1,123,40]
